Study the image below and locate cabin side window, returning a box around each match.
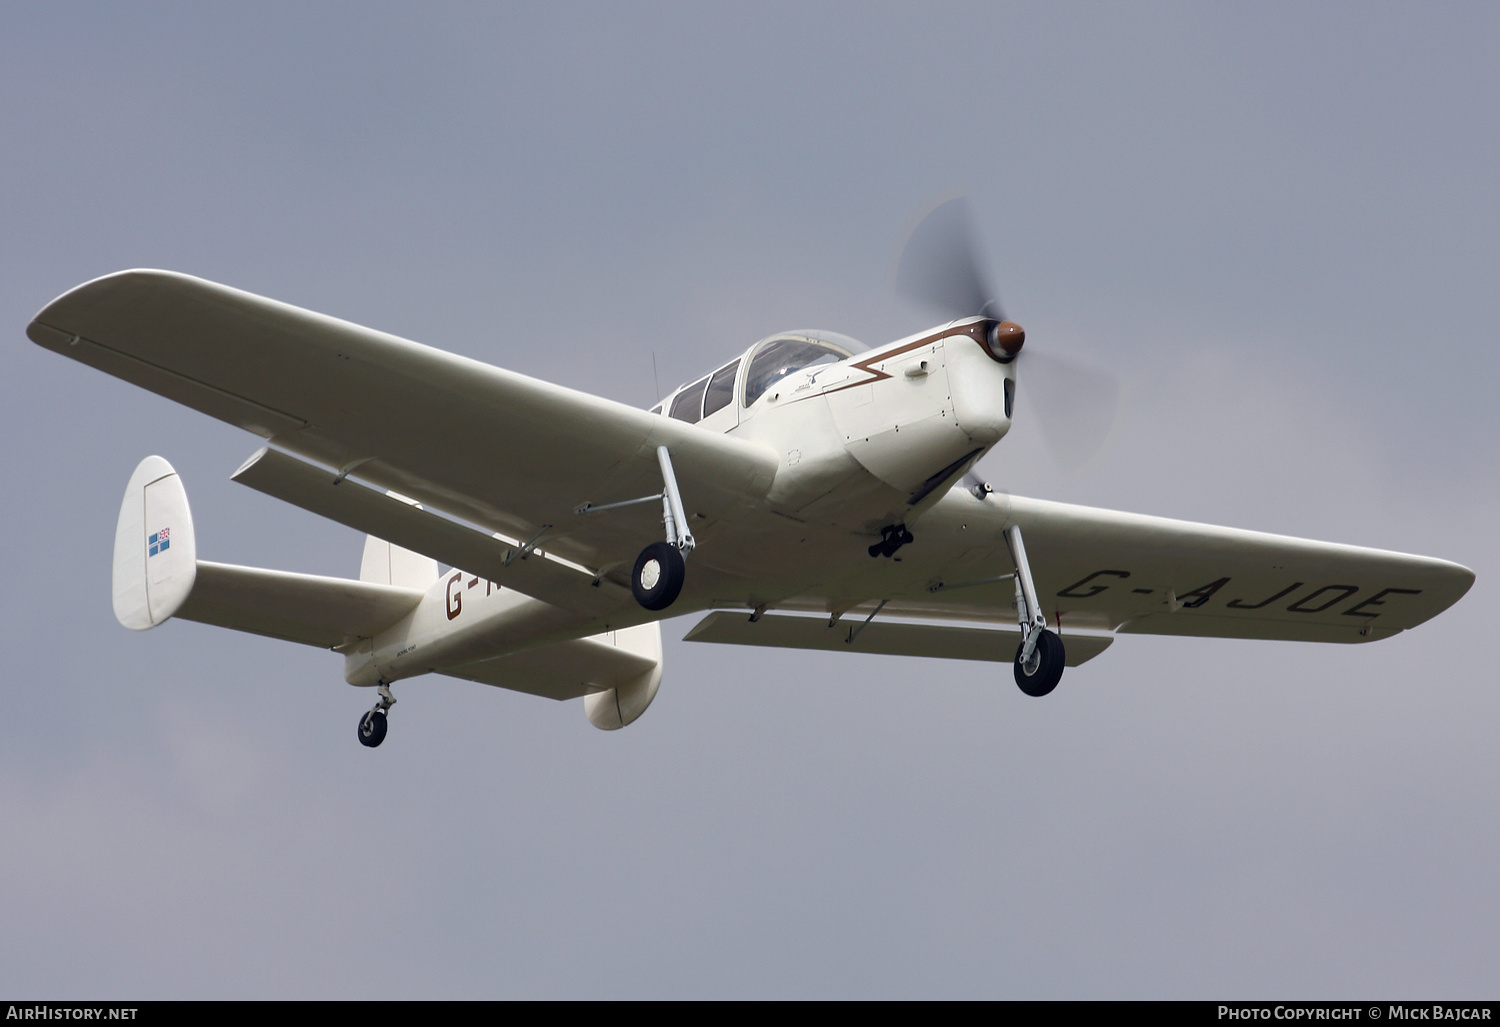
[669,375,710,423]
[702,361,739,419]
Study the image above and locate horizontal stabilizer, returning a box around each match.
[684,611,1112,667]
[443,622,663,729]
[232,446,627,616]
[177,561,424,648]
[443,634,655,699]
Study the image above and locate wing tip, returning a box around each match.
[29,268,203,341]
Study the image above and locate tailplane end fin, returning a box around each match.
[583,622,664,730]
[112,455,197,629]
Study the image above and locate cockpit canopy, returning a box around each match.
[742,333,856,406]
[652,330,861,424]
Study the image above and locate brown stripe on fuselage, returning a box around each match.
[817,320,993,401]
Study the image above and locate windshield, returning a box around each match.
[743,337,851,406]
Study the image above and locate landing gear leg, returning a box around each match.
[358,683,396,748]
[631,446,695,611]
[1006,525,1065,697]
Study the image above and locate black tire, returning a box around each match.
[358,709,388,748]
[632,541,686,611]
[1013,629,1065,697]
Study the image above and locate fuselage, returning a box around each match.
[344,317,1019,686]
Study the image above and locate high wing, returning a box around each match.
[29,270,778,592]
[702,486,1472,650]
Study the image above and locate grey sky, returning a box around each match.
[3,2,1496,997]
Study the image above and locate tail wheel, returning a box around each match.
[632,541,686,611]
[1014,629,1065,697]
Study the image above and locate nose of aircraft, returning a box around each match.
[987,320,1025,361]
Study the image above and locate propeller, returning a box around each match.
[894,196,1121,472]
[895,196,1000,321]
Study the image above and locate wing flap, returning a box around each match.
[683,611,1112,667]
[175,561,423,648]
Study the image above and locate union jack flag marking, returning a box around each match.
[148,527,171,558]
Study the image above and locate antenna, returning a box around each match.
[651,352,661,402]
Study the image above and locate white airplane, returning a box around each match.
[29,203,1474,747]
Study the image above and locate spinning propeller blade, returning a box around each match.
[895,196,1121,470]
[895,196,1000,321]
[1019,351,1120,473]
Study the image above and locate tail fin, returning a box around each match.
[113,456,198,629]
[111,456,424,643]
[358,492,439,589]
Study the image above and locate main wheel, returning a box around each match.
[1014,629,1065,697]
[632,541,686,610]
[358,709,388,747]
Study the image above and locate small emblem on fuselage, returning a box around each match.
[147,528,170,557]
